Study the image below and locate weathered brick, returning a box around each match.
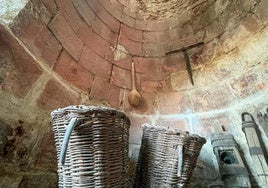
[121,24,143,42]
[190,86,233,112]
[229,71,262,99]
[169,35,197,52]
[86,0,101,13]
[33,27,62,67]
[143,30,170,43]
[0,26,43,98]
[134,57,166,81]
[48,12,83,61]
[10,2,45,42]
[42,0,58,15]
[92,17,118,45]
[142,42,169,57]
[111,65,131,89]
[119,34,142,56]
[161,53,186,73]
[72,0,96,27]
[88,0,120,33]
[37,79,80,111]
[158,92,191,114]
[122,13,135,27]
[54,50,94,91]
[79,47,112,80]
[77,25,114,60]
[123,7,137,19]
[134,20,169,31]
[141,80,163,93]
[113,56,132,70]
[169,27,189,42]
[242,14,263,34]
[103,3,123,22]
[170,70,191,91]
[89,76,120,108]
[55,0,87,33]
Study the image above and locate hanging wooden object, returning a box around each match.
[242,112,268,186]
[128,60,141,107]
[211,131,251,187]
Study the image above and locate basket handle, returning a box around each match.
[59,117,79,165]
[177,145,184,177]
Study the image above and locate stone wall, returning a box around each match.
[0,0,267,187]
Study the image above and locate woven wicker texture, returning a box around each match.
[51,105,130,188]
[134,124,206,188]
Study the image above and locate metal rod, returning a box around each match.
[165,42,204,55]
[182,50,194,86]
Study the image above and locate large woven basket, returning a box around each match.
[134,124,206,187]
[51,105,130,188]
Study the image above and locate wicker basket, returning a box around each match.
[51,105,130,188]
[134,124,206,187]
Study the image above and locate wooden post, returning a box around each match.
[257,108,268,137]
[211,132,251,187]
[242,112,268,186]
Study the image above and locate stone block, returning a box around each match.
[161,53,186,73]
[169,35,197,52]
[113,56,132,70]
[92,17,118,45]
[55,0,87,33]
[72,0,96,27]
[54,50,94,91]
[121,24,143,42]
[37,79,80,111]
[0,26,43,98]
[157,92,189,114]
[10,2,45,42]
[229,71,261,99]
[134,20,169,31]
[170,70,192,91]
[79,47,112,80]
[134,57,166,81]
[33,27,62,67]
[190,85,233,112]
[93,2,120,33]
[48,12,83,61]
[42,0,58,15]
[89,76,120,108]
[143,30,170,43]
[110,65,131,89]
[142,42,169,57]
[122,13,135,27]
[119,34,142,56]
[242,14,263,34]
[77,25,114,60]
[141,80,163,93]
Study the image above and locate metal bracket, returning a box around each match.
[166,42,204,86]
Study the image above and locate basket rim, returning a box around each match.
[51,105,130,123]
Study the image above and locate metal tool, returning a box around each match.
[166,42,204,86]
